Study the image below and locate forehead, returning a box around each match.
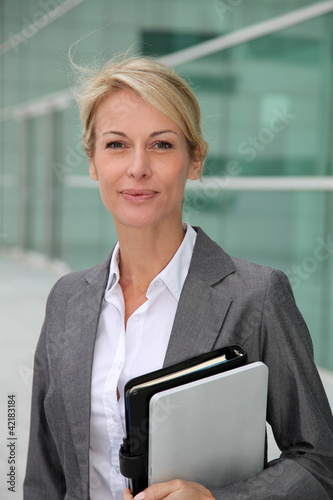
[94,89,182,135]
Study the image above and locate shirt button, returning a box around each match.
[116,466,120,473]
[153,280,159,288]
[111,414,117,422]
[132,314,140,322]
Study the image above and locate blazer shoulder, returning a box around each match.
[227,255,294,302]
[47,251,112,302]
[192,227,289,291]
[230,254,275,278]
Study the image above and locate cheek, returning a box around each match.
[95,157,119,183]
[98,185,120,217]
[99,177,117,202]
[95,166,117,203]
[163,167,189,202]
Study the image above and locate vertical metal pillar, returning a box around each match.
[17,117,28,250]
[44,111,55,258]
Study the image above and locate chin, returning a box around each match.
[115,216,160,229]
[116,213,177,231]
[112,205,182,230]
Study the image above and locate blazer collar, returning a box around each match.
[189,227,235,285]
[163,227,236,366]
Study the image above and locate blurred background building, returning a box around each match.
[1,1,333,367]
[1,1,333,497]
[0,0,333,362]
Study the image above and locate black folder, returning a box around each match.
[119,344,247,496]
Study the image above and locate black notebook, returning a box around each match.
[119,344,247,496]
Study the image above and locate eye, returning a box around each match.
[153,141,173,150]
[106,141,124,149]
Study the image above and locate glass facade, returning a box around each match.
[1,0,333,369]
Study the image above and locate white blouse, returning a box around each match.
[89,224,197,500]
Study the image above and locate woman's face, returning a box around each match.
[90,89,200,231]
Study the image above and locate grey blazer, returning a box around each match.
[24,227,333,500]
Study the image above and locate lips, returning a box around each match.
[121,189,157,203]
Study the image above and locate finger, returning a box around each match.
[136,479,183,499]
[123,487,134,499]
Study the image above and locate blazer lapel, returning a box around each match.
[164,228,236,367]
[60,254,112,485]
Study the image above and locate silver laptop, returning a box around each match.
[148,361,268,488]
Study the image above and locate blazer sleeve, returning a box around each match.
[210,270,333,500]
[23,286,66,499]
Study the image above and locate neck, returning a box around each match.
[116,219,186,290]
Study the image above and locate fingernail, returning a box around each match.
[134,492,146,500]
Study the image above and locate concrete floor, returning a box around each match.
[0,250,332,500]
[0,251,69,500]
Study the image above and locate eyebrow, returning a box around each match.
[102,129,178,138]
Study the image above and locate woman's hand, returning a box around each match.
[122,479,215,500]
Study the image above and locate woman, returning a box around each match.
[24,56,333,500]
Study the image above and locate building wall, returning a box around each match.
[1,0,333,369]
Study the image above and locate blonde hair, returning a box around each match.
[74,55,208,172]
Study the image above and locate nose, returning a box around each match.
[127,147,152,180]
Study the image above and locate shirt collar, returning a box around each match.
[105,223,197,301]
[150,223,196,300]
[105,243,121,298]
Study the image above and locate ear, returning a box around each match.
[89,158,99,181]
[187,159,201,181]
[187,145,202,180]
